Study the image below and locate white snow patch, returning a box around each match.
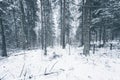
[0,46,120,80]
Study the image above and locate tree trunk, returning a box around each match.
[83,0,91,56]
[40,0,44,50]
[13,9,19,48]
[0,17,7,57]
[99,26,102,48]
[60,0,63,46]
[81,0,84,46]
[19,0,27,49]
[102,25,106,46]
[62,0,66,49]
[44,3,47,55]
[60,0,66,49]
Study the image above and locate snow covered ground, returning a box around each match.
[0,46,120,80]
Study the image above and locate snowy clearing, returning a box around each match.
[0,46,120,80]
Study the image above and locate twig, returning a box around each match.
[44,67,47,75]
[44,61,58,75]
[19,50,26,77]
[49,61,58,72]
[24,70,27,80]
[19,63,25,77]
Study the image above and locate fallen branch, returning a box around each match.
[44,71,58,76]
[14,52,28,56]
[0,73,7,80]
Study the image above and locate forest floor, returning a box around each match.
[0,44,120,80]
